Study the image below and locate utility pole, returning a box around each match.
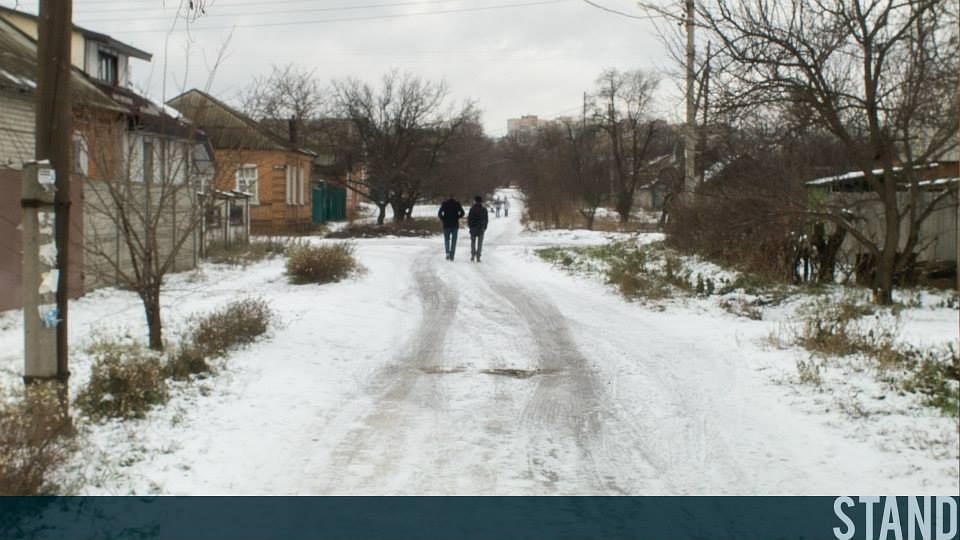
[684,0,697,194]
[33,0,73,396]
[582,91,587,130]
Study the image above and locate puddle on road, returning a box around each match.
[416,366,562,379]
[418,366,467,375]
[480,368,562,379]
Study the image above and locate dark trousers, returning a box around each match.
[443,227,459,259]
[470,229,485,260]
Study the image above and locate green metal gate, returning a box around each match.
[312,182,347,224]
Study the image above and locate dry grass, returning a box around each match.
[326,219,441,239]
[205,238,288,266]
[0,383,76,495]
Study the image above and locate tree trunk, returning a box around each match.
[874,181,900,305]
[143,289,163,351]
[376,203,387,225]
[582,209,596,230]
[816,227,846,284]
[616,192,632,224]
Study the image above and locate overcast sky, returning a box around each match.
[5,0,682,135]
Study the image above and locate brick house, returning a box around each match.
[167,89,317,234]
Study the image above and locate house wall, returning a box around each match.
[212,148,312,234]
[0,90,35,169]
[824,189,958,266]
[83,179,198,291]
[1,12,86,69]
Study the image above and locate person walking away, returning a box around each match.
[493,197,503,218]
[438,195,465,260]
[503,197,510,217]
[467,195,489,262]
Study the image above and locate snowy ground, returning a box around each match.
[0,188,956,494]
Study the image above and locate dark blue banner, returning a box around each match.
[0,496,956,539]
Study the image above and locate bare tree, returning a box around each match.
[696,0,959,303]
[593,68,662,223]
[240,63,326,146]
[331,71,476,224]
[79,108,212,351]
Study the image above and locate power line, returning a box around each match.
[99,0,573,33]
[70,0,467,17]
[580,0,658,20]
[75,0,488,23]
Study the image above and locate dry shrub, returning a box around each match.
[167,298,273,379]
[76,341,169,421]
[286,242,360,285]
[900,345,960,416]
[0,383,75,495]
[206,238,288,266]
[793,295,884,357]
[666,153,809,283]
[327,219,441,239]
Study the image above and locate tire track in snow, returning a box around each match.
[315,249,459,492]
[475,266,626,494]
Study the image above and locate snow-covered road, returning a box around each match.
[4,190,955,494]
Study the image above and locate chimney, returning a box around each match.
[288,117,299,146]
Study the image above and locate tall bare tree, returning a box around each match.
[332,71,476,224]
[593,69,662,223]
[697,0,959,303]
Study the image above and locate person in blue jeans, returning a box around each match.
[437,195,465,261]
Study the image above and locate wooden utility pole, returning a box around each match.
[684,0,696,194]
[34,0,73,389]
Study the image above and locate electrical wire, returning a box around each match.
[78,0,503,23]
[95,0,573,33]
[70,0,470,18]
[580,0,659,20]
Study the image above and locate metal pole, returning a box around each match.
[35,0,73,389]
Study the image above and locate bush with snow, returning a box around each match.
[286,243,360,285]
[167,298,274,380]
[76,341,169,421]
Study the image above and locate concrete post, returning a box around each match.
[22,162,59,383]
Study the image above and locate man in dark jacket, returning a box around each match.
[437,195,465,260]
[467,195,489,262]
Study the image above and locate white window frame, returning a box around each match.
[285,164,294,205]
[297,164,305,206]
[236,164,259,205]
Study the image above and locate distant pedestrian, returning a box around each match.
[437,195,465,261]
[503,197,510,217]
[467,195,489,262]
[494,197,503,218]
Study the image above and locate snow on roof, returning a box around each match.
[916,177,959,188]
[805,163,947,186]
[0,66,34,88]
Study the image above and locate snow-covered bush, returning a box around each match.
[286,243,360,285]
[167,298,274,379]
[0,383,75,495]
[76,341,169,421]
